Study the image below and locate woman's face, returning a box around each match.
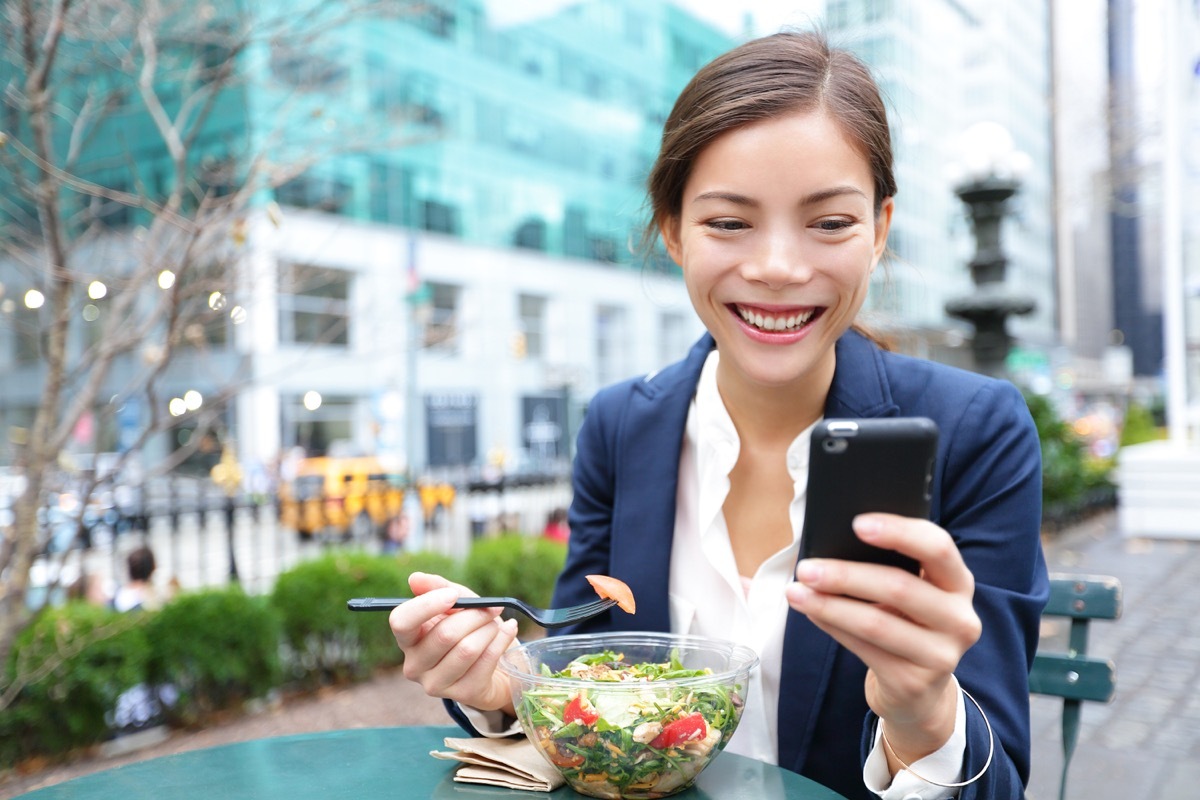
[661,109,893,396]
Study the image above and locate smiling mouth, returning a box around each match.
[733,304,819,333]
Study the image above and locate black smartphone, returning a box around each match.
[798,417,939,574]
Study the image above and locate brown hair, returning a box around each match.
[127,546,156,582]
[644,30,896,246]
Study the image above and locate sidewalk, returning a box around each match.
[1026,511,1200,800]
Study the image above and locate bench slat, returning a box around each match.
[1030,653,1116,702]
[1043,574,1122,620]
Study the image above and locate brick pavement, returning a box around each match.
[1027,511,1200,800]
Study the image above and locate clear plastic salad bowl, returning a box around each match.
[499,632,759,799]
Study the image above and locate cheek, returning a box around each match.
[819,244,875,286]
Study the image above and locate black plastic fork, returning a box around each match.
[346,596,618,628]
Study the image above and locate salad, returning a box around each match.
[516,649,746,799]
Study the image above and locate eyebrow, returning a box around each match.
[690,185,869,207]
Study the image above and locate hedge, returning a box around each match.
[0,533,568,768]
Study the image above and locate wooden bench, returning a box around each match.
[1028,573,1122,800]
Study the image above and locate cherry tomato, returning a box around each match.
[546,743,585,768]
[649,712,707,749]
[563,693,600,726]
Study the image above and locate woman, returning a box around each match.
[390,31,1048,800]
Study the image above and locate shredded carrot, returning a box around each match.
[585,574,636,614]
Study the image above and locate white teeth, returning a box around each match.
[738,306,812,332]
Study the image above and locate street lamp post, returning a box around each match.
[211,441,243,584]
[944,122,1038,379]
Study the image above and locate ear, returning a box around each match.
[871,197,895,270]
[659,216,683,266]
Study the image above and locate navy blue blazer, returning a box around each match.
[449,330,1048,799]
[446,328,1046,796]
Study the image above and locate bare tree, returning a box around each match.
[0,0,418,701]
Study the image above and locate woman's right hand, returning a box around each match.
[389,571,520,714]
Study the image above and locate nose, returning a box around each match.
[742,227,812,289]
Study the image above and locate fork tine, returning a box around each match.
[560,597,617,622]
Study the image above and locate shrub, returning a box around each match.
[0,603,150,766]
[1025,392,1116,527]
[270,552,411,686]
[392,550,464,587]
[144,587,282,726]
[462,535,567,634]
[1120,401,1165,447]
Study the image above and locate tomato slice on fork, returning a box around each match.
[585,574,636,614]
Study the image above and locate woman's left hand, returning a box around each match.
[785,512,981,766]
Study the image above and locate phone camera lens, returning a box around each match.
[822,438,848,454]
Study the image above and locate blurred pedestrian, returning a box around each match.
[68,571,112,606]
[542,508,568,542]
[113,545,163,612]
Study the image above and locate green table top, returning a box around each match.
[16,726,849,799]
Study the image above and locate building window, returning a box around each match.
[269,46,347,90]
[369,161,410,225]
[513,218,546,251]
[659,311,689,366]
[413,2,456,40]
[419,199,458,235]
[278,263,351,347]
[423,281,460,352]
[275,173,353,214]
[518,294,545,358]
[88,174,135,228]
[282,394,353,457]
[589,236,618,264]
[425,393,477,468]
[595,304,627,387]
[13,304,43,364]
[173,262,234,351]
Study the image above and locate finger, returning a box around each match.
[408,570,454,596]
[787,582,930,664]
[794,558,976,641]
[390,586,460,649]
[853,514,974,595]
[447,617,521,710]
[409,571,482,599]
[786,581,975,672]
[400,601,508,677]
[422,616,515,703]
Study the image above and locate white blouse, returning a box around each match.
[669,349,966,799]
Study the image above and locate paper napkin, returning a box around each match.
[430,736,566,792]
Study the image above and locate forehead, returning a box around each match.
[685,110,875,201]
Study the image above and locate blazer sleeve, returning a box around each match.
[861,378,1049,799]
[547,383,624,633]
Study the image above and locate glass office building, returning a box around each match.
[0,0,1061,479]
[823,0,1056,361]
[0,0,729,475]
[255,0,730,270]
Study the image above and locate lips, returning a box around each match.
[732,304,819,333]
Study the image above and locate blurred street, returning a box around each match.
[1028,511,1200,800]
[22,478,571,609]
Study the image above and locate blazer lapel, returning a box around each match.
[608,336,714,633]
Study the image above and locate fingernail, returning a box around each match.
[786,582,814,609]
[796,560,822,585]
[854,515,882,539]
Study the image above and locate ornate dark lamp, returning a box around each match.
[944,122,1038,378]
